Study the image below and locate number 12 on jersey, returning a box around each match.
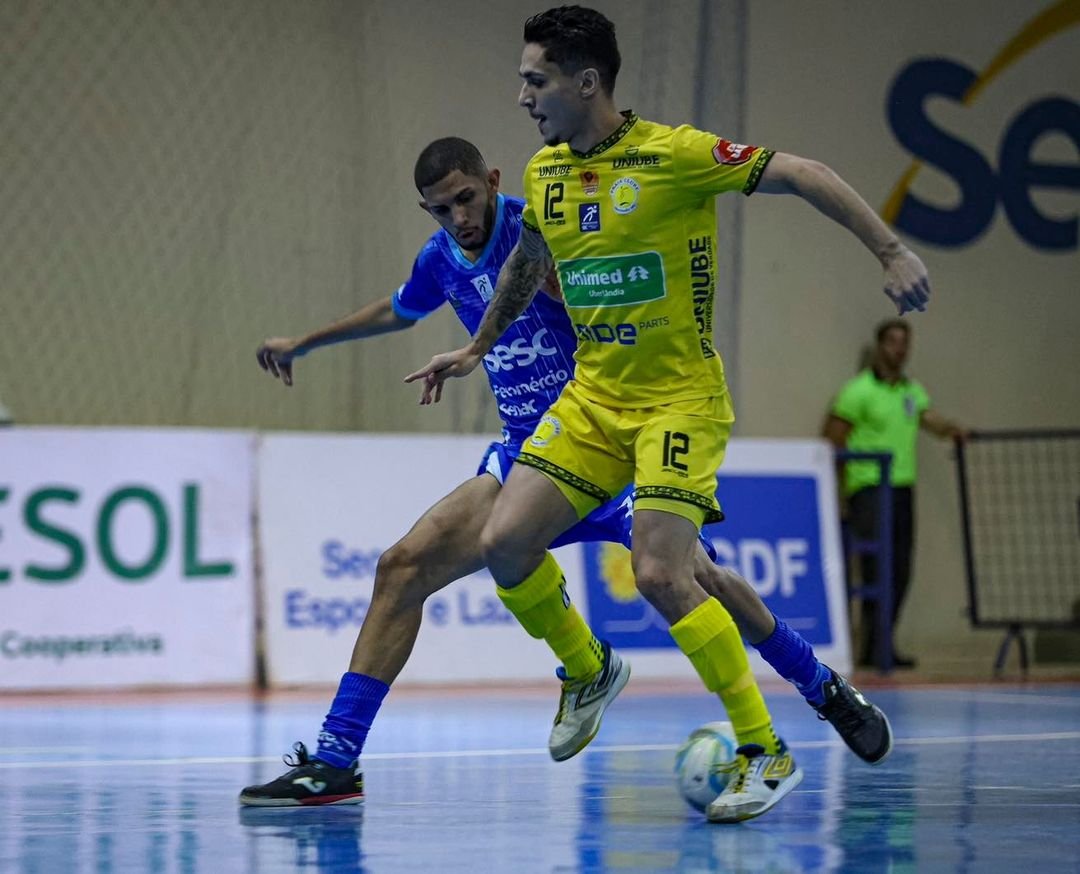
[544,183,565,222]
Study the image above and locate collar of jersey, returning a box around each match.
[446,193,505,271]
[869,366,909,386]
[570,110,639,159]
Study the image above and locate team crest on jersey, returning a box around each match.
[610,177,640,214]
[904,394,916,417]
[579,202,601,233]
[529,414,562,448]
[580,170,600,196]
[471,274,495,302]
[712,139,754,165]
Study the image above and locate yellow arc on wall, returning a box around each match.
[881,0,1080,223]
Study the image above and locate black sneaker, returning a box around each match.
[813,669,894,764]
[239,742,364,807]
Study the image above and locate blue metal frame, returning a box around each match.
[836,451,894,673]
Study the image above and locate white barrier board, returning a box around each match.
[0,428,256,689]
[259,433,849,686]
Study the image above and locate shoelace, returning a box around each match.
[553,664,606,725]
[282,741,314,770]
[717,757,750,793]
[554,684,571,725]
[554,676,588,725]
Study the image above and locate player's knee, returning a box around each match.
[632,558,680,603]
[480,502,519,550]
[478,520,512,570]
[372,540,427,608]
[479,518,540,581]
[696,562,738,601]
[635,569,703,623]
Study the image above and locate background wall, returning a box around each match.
[739,1,1079,667]
[2,0,1077,672]
[0,0,741,432]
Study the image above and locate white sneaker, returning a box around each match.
[549,641,630,761]
[705,741,803,823]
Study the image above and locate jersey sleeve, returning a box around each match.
[672,124,774,199]
[392,246,446,321]
[913,381,931,415]
[831,376,865,424]
[520,160,541,232]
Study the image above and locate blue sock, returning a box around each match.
[753,616,832,706]
[316,672,390,768]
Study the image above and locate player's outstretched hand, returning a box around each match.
[404,347,482,405]
[257,337,300,387]
[883,247,931,315]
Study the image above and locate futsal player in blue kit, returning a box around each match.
[242,137,889,808]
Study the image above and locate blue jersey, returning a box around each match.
[393,194,577,452]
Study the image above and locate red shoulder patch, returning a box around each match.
[712,139,755,165]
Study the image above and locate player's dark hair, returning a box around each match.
[875,318,911,344]
[414,137,488,192]
[523,6,621,95]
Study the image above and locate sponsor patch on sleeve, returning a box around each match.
[712,139,755,165]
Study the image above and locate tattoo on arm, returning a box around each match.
[474,230,553,345]
[519,223,552,261]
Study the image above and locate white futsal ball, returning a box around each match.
[673,721,739,812]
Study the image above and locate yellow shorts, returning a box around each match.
[516,380,734,528]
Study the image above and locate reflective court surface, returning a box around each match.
[1,682,1079,873]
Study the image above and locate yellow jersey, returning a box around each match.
[521,112,773,408]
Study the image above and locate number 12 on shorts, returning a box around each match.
[663,431,690,471]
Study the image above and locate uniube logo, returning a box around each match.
[482,327,559,372]
[883,5,1079,250]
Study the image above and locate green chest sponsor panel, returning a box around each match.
[558,252,666,308]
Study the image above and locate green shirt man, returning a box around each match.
[824,318,966,669]
[831,369,930,495]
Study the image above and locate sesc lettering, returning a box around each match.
[888,58,1080,250]
[286,589,370,633]
[459,591,515,625]
[483,327,560,373]
[321,540,381,580]
[425,591,515,626]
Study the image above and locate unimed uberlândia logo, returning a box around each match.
[884,1,1079,250]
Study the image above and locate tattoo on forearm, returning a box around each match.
[477,234,553,341]
[519,224,551,261]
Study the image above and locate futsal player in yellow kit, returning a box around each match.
[408,6,930,823]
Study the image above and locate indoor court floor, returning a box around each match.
[1,680,1078,873]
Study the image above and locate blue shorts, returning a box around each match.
[478,442,717,558]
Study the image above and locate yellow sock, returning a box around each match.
[670,597,780,754]
[497,551,603,680]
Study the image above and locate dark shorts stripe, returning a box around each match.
[634,485,724,524]
[516,452,612,504]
